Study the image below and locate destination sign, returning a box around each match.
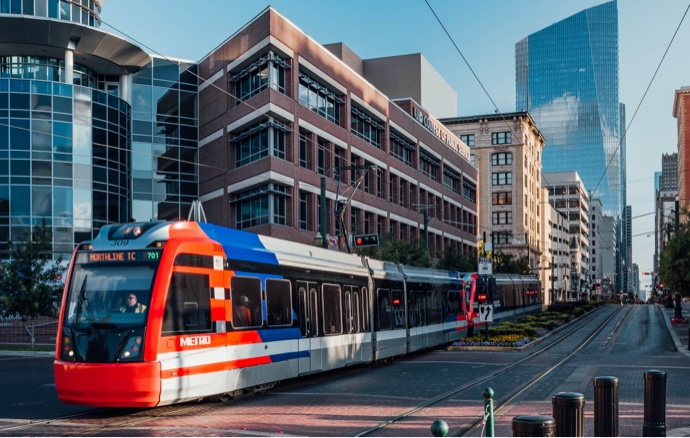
[77,250,161,264]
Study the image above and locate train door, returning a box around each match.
[297,281,321,374]
[343,286,358,364]
[408,290,422,352]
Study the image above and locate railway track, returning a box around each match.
[355,304,631,437]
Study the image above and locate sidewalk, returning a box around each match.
[662,302,690,358]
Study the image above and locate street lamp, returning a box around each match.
[314,232,323,248]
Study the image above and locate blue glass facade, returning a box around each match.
[516,0,623,219]
[0,1,198,260]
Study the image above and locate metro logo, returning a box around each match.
[180,336,211,347]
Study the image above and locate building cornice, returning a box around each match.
[0,15,150,74]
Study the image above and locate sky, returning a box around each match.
[101,0,690,287]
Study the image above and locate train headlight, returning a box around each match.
[118,328,145,362]
[60,334,75,361]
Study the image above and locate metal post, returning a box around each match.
[484,387,495,437]
[552,392,585,437]
[675,293,682,319]
[643,370,666,437]
[594,376,619,437]
[512,415,555,437]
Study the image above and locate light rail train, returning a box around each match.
[54,221,540,407]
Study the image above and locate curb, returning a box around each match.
[660,305,690,358]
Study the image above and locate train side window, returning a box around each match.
[266,278,292,327]
[344,288,353,333]
[298,285,308,336]
[309,287,319,336]
[377,288,391,330]
[408,291,416,327]
[322,283,342,335]
[362,287,369,332]
[392,289,405,329]
[231,276,262,329]
[352,289,361,333]
[448,289,462,315]
[162,272,212,335]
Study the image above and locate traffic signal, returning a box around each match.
[353,234,380,248]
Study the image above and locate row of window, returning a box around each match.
[0,0,100,26]
[228,50,473,178]
[459,133,513,147]
[163,269,466,336]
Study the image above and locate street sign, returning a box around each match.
[478,304,494,322]
[478,257,493,275]
[327,235,339,250]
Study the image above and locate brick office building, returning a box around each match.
[196,7,478,256]
[673,88,690,218]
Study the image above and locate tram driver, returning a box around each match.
[234,295,252,327]
[120,293,147,313]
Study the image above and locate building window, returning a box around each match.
[492,172,512,186]
[492,192,512,205]
[443,168,460,193]
[461,134,475,147]
[492,131,511,145]
[462,179,476,203]
[317,139,327,175]
[419,150,439,181]
[492,211,512,225]
[299,134,308,168]
[231,51,290,102]
[299,191,309,230]
[351,105,382,148]
[390,131,415,167]
[233,120,289,167]
[492,152,512,166]
[494,232,511,244]
[299,72,343,125]
[234,184,288,230]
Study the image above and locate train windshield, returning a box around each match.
[65,257,157,329]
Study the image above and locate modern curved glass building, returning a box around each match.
[515,0,623,219]
[0,0,198,259]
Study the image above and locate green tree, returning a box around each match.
[658,211,690,297]
[356,233,432,268]
[0,220,66,347]
[438,242,477,272]
[492,251,532,275]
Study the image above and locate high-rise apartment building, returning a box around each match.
[516,1,624,221]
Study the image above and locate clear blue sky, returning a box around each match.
[102,0,690,286]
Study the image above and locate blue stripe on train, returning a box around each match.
[269,350,309,362]
[258,327,302,342]
[198,222,279,265]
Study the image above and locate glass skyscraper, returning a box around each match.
[516,0,623,219]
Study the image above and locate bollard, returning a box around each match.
[552,392,585,437]
[594,376,619,437]
[430,419,448,437]
[484,387,495,437]
[512,415,556,437]
[643,370,666,437]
